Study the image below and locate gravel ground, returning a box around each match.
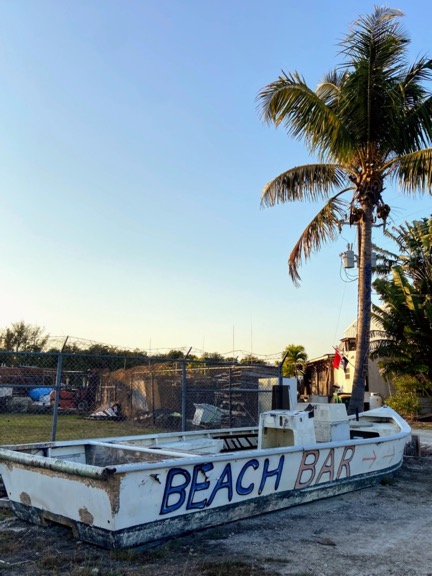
[1,449,432,576]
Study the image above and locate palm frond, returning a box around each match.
[387,148,432,194]
[288,195,349,285]
[341,7,406,71]
[399,93,432,151]
[371,242,399,276]
[261,163,351,207]
[402,55,432,89]
[316,70,348,106]
[336,8,411,150]
[371,280,432,380]
[257,72,353,160]
[391,266,418,312]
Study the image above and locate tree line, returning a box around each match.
[0,322,282,369]
[0,216,432,395]
[2,210,431,407]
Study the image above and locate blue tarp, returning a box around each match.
[28,388,52,401]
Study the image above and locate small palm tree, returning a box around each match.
[282,344,308,378]
[258,7,432,414]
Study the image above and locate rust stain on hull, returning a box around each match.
[11,460,122,517]
[20,492,31,506]
[79,506,94,525]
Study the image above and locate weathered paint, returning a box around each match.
[294,446,355,488]
[0,406,411,549]
[0,447,113,480]
[8,460,402,549]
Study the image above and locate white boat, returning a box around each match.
[0,402,411,549]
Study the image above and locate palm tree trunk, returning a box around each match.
[348,204,373,415]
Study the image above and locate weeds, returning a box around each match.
[263,557,291,563]
[380,476,396,486]
[110,542,170,563]
[0,508,13,522]
[0,531,17,554]
[193,560,278,575]
[0,413,162,444]
[40,554,65,569]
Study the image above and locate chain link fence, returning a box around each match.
[0,350,281,446]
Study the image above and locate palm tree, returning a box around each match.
[371,216,432,391]
[372,268,432,389]
[282,343,307,376]
[374,216,432,287]
[258,7,432,414]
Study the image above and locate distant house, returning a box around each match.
[303,353,335,399]
[305,319,394,401]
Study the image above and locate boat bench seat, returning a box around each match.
[149,438,224,455]
[350,421,395,438]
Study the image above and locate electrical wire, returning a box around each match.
[332,279,347,347]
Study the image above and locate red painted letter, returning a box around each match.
[315,449,335,484]
[295,450,319,489]
[336,446,355,479]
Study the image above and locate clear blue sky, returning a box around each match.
[1,1,431,360]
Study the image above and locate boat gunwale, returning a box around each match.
[0,425,259,452]
[0,432,410,479]
[0,407,411,479]
[0,447,113,480]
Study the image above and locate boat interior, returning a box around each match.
[1,404,401,468]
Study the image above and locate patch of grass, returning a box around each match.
[67,569,103,576]
[109,549,136,561]
[39,551,107,575]
[0,559,35,571]
[110,546,168,562]
[199,526,230,540]
[196,560,278,575]
[0,413,163,444]
[0,508,13,521]
[263,557,291,563]
[0,531,18,554]
[137,548,168,560]
[380,476,396,486]
[412,422,432,430]
[40,554,65,568]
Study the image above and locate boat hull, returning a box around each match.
[0,406,411,549]
[7,459,402,549]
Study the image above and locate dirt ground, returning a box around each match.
[1,452,432,576]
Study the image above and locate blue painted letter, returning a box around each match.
[207,463,233,506]
[258,456,284,495]
[236,459,259,495]
[160,468,191,515]
[186,462,214,510]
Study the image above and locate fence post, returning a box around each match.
[274,351,290,410]
[51,337,68,441]
[150,366,155,426]
[181,348,192,431]
[181,359,186,431]
[278,351,289,385]
[228,367,232,428]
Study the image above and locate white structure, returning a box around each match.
[306,319,393,402]
[333,319,393,400]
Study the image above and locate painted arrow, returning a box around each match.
[382,446,396,460]
[362,450,377,469]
